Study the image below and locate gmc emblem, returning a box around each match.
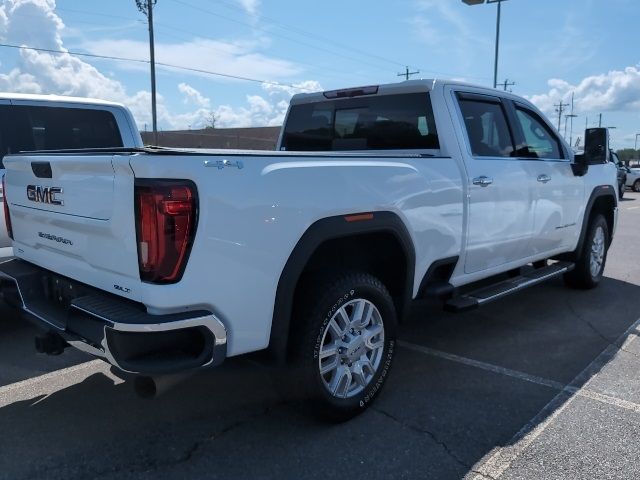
[26,185,64,206]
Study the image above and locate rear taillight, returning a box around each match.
[2,174,13,240]
[135,180,197,283]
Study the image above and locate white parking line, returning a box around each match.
[627,206,640,210]
[399,316,640,479]
[398,341,565,391]
[399,340,640,415]
[469,318,640,479]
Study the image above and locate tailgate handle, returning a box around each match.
[31,162,52,179]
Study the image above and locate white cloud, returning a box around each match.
[528,67,640,117]
[0,0,319,131]
[86,37,302,82]
[203,80,322,129]
[237,0,260,17]
[178,82,210,108]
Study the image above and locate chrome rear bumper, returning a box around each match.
[0,258,227,375]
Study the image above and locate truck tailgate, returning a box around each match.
[3,153,142,299]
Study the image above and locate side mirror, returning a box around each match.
[573,127,609,176]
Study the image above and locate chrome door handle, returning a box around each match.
[472,176,493,187]
[537,174,551,183]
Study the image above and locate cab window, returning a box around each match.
[281,93,440,151]
[458,97,514,157]
[514,106,563,159]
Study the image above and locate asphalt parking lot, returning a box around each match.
[1,193,640,480]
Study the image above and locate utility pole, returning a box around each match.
[499,79,515,92]
[554,99,569,132]
[397,66,419,81]
[598,113,602,128]
[136,0,158,145]
[565,92,577,144]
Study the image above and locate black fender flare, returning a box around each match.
[573,185,617,255]
[268,211,415,361]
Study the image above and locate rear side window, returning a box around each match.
[514,106,563,159]
[458,97,514,158]
[281,93,440,151]
[8,105,123,153]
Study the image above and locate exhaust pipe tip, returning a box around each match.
[133,372,195,399]
[133,376,158,399]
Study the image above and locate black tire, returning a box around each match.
[634,180,640,193]
[288,272,396,421]
[564,214,609,289]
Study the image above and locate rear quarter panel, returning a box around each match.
[129,152,464,355]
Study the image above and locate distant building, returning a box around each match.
[141,126,281,150]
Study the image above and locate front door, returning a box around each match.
[509,102,583,254]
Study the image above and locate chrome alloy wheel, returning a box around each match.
[318,298,385,399]
[590,225,606,278]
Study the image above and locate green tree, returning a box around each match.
[615,148,639,165]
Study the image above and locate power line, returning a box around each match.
[150,24,372,84]
[54,6,373,84]
[169,0,392,73]
[170,0,490,81]
[54,3,491,83]
[208,0,492,82]
[0,42,316,91]
[0,42,149,65]
[55,5,384,78]
[197,0,492,82]
[205,0,409,69]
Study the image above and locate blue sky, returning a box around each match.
[0,0,639,148]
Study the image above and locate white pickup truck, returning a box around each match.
[0,93,143,247]
[0,80,617,420]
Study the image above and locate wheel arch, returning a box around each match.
[268,211,415,362]
[574,185,617,256]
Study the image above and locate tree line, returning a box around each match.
[616,149,640,164]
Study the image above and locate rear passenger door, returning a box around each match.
[453,91,535,274]
[509,102,583,253]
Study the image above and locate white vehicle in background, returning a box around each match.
[625,167,640,192]
[0,94,143,248]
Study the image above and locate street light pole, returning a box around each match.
[462,0,507,89]
[493,0,501,89]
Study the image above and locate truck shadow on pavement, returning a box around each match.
[0,276,639,480]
